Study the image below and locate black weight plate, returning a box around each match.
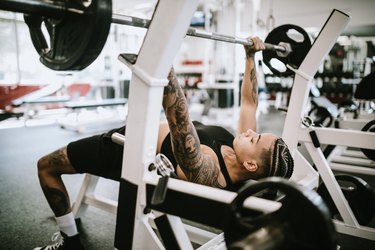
[224,177,337,250]
[308,106,333,127]
[361,120,375,161]
[24,0,112,71]
[317,174,375,225]
[263,24,312,76]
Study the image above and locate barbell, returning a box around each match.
[0,0,311,75]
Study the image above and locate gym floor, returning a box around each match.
[0,107,374,249]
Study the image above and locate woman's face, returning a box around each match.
[233,129,277,163]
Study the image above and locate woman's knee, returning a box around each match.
[37,155,51,174]
[37,147,73,176]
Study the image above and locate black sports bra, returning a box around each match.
[160,121,234,188]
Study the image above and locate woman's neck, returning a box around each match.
[221,145,247,184]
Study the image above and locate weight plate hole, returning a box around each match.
[41,22,51,53]
[82,0,92,8]
[287,29,305,43]
[269,58,287,73]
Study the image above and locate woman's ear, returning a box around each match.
[243,160,258,172]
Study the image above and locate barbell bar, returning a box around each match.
[0,0,288,51]
[0,0,310,73]
[115,12,311,76]
[112,14,287,52]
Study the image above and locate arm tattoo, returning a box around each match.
[163,70,224,188]
[250,67,258,106]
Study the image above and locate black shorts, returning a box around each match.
[67,126,126,181]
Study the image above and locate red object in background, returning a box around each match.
[0,85,42,110]
[181,60,203,65]
[0,83,92,111]
[66,83,91,97]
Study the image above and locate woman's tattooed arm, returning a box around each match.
[162,68,223,188]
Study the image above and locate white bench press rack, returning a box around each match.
[71,1,375,249]
[281,9,375,242]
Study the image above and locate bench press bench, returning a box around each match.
[72,147,335,249]
[71,131,322,249]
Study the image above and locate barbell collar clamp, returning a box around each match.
[265,43,288,53]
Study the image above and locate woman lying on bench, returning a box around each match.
[34,36,294,250]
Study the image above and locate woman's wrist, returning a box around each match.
[245,54,255,61]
